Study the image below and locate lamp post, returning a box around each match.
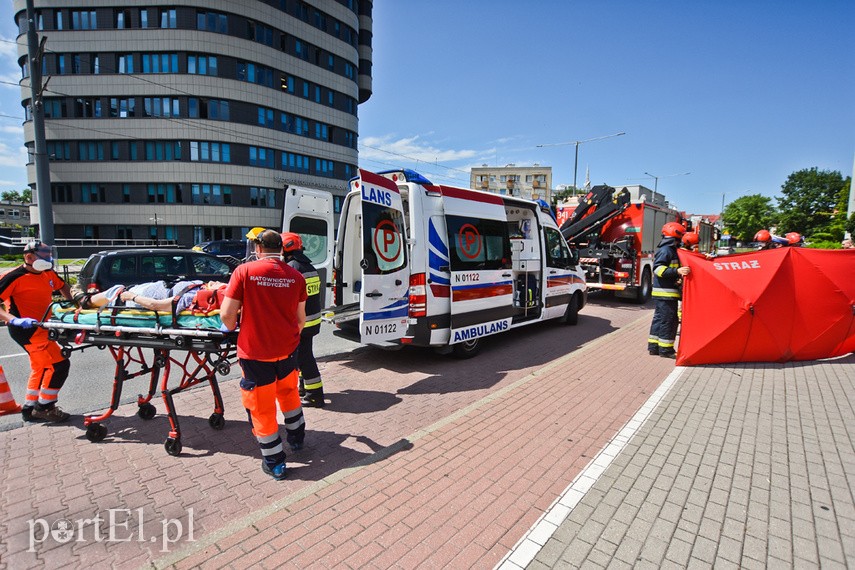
[643,171,691,205]
[537,132,625,195]
[149,214,160,247]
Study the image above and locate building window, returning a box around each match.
[143,97,179,118]
[109,97,135,118]
[296,117,309,136]
[122,184,131,203]
[237,62,273,87]
[78,142,105,161]
[118,54,134,73]
[51,184,73,202]
[147,183,181,203]
[117,226,133,240]
[282,152,309,173]
[314,123,328,141]
[81,184,106,203]
[83,225,98,239]
[71,10,96,30]
[250,187,275,208]
[141,53,178,73]
[144,141,181,161]
[160,9,177,29]
[191,184,230,205]
[197,11,228,33]
[47,141,71,160]
[257,107,274,128]
[115,9,132,29]
[190,142,230,163]
[315,158,334,177]
[188,55,218,76]
[249,146,274,168]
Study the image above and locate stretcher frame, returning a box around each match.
[41,302,237,456]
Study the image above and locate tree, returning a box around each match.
[721,194,777,241]
[21,188,32,203]
[776,168,848,238]
[1,190,22,203]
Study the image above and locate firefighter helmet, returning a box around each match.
[785,232,803,246]
[661,222,686,238]
[681,232,699,247]
[281,232,303,253]
[754,229,772,242]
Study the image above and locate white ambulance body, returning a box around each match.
[282,168,587,357]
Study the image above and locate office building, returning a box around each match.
[13,0,372,246]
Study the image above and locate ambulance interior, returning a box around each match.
[505,204,542,321]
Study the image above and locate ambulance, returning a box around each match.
[282,168,587,357]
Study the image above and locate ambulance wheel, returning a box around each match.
[208,413,225,430]
[137,403,156,420]
[563,294,580,326]
[164,437,182,456]
[635,268,652,304]
[452,338,481,359]
[86,423,108,442]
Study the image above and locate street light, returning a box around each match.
[537,132,626,195]
[643,171,691,205]
[149,213,161,247]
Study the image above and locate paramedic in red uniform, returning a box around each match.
[281,232,325,408]
[0,241,74,422]
[219,229,307,480]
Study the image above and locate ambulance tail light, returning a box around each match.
[614,271,630,279]
[332,269,338,306]
[409,273,427,317]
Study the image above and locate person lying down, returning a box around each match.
[78,280,227,314]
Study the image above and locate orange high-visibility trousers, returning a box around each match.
[240,370,301,437]
[22,339,69,408]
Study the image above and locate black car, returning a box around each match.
[192,240,247,260]
[78,249,234,293]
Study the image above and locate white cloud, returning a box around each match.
[360,134,478,164]
[0,34,22,90]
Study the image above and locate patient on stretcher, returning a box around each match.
[79,281,227,315]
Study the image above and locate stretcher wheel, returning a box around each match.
[164,437,182,456]
[47,329,58,341]
[137,403,156,420]
[154,355,167,368]
[208,413,225,430]
[175,336,188,348]
[60,347,71,359]
[216,362,231,376]
[86,423,108,442]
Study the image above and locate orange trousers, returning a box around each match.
[22,338,69,408]
[240,369,301,438]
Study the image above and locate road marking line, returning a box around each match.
[495,365,687,570]
[0,353,26,360]
[150,315,654,569]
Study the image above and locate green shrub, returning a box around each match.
[806,239,841,249]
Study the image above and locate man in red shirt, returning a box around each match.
[219,229,307,480]
[0,241,74,422]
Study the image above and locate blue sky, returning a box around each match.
[1,1,852,216]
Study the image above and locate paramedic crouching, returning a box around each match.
[219,229,308,480]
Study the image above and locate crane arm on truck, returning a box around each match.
[559,185,631,244]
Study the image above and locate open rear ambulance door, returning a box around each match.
[354,169,410,343]
[281,185,335,309]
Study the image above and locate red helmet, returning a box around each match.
[681,232,699,247]
[662,222,686,238]
[785,232,803,245]
[754,229,771,242]
[280,232,303,253]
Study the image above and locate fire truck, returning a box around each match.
[557,185,684,303]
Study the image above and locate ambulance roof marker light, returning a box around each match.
[378,168,433,186]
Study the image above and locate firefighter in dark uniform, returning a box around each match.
[281,232,325,408]
[648,222,691,358]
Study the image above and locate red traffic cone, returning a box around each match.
[0,365,23,416]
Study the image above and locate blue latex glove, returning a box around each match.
[10,317,38,328]
[219,323,235,332]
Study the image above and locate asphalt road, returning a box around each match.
[0,322,362,432]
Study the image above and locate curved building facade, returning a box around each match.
[13,0,372,245]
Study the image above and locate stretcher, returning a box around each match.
[41,301,237,456]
